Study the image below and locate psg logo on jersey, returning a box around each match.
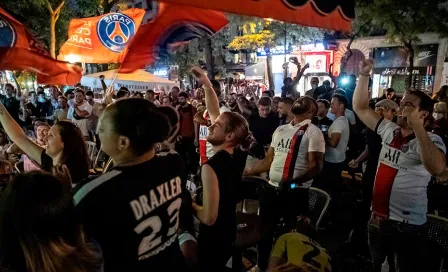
[0,15,16,48]
[297,130,305,136]
[97,13,136,53]
[400,143,409,153]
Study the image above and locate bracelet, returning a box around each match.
[359,73,370,77]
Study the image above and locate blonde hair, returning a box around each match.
[21,233,101,272]
[435,102,448,119]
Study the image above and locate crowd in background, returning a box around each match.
[0,58,446,272]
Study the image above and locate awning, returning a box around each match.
[80,69,179,92]
[227,62,265,80]
[156,0,354,31]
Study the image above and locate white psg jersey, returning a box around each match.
[373,119,446,225]
[269,120,325,188]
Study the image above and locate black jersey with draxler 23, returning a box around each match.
[73,151,189,271]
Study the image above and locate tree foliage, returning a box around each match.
[356,0,448,86]
[0,0,115,56]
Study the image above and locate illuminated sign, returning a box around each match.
[154,69,168,77]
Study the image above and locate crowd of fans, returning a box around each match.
[0,58,447,272]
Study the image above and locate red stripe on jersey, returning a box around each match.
[199,138,208,164]
[372,130,414,218]
[372,163,398,218]
[281,132,299,181]
[199,111,210,165]
[281,124,308,181]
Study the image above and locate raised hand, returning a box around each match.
[191,67,212,87]
[406,107,425,130]
[359,59,374,76]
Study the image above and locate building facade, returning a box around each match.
[333,33,448,97]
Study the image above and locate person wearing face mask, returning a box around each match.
[431,102,448,148]
[305,77,319,98]
[244,96,325,270]
[176,92,199,175]
[64,90,75,107]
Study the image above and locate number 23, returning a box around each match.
[134,198,182,256]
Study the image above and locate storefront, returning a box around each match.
[256,43,335,96]
[290,43,335,96]
[226,61,266,81]
[371,44,438,98]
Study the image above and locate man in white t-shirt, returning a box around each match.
[354,59,446,272]
[327,108,356,125]
[244,96,325,270]
[67,88,93,140]
[314,93,350,194]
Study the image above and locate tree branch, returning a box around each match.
[45,0,54,14]
[55,0,65,14]
[341,20,370,71]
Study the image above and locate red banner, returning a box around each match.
[58,9,146,64]
[120,3,228,72]
[156,0,354,31]
[0,7,82,85]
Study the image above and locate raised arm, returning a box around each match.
[353,59,380,131]
[290,63,309,89]
[99,75,108,92]
[236,97,252,116]
[0,102,43,164]
[192,164,219,226]
[191,67,220,124]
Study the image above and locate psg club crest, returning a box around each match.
[97,13,136,53]
[297,130,305,136]
[400,143,409,153]
[0,15,16,48]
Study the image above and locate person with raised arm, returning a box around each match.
[0,99,89,184]
[191,67,250,272]
[353,59,446,272]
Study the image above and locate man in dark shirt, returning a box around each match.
[26,91,39,118]
[36,90,53,119]
[0,83,21,123]
[176,92,198,175]
[315,80,332,101]
[248,97,279,159]
[315,99,333,129]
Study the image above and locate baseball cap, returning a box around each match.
[375,99,399,110]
